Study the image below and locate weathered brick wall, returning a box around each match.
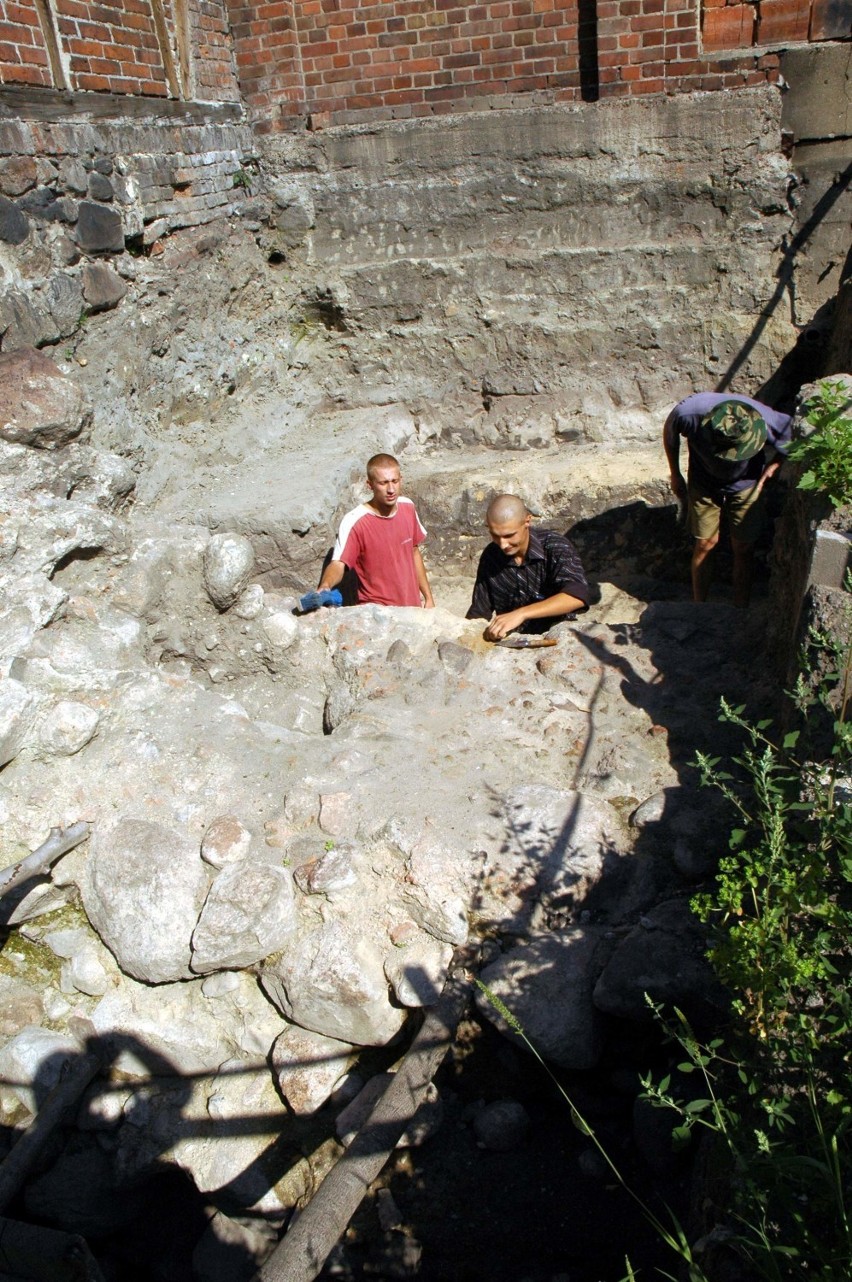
[0,0,240,101]
[0,0,53,87]
[57,0,171,96]
[226,0,848,131]
[1,0,846,122]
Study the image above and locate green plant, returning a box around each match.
[475,980,709,1282]
[786,378,852,508]
[232,169,252,192]
[641,609,852,1280]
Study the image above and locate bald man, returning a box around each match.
[466,495,590,641]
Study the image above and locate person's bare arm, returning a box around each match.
[414,547,435,608]
[484,591,584,640]
[753,456,782,495]
[663,410,687,500]
[318,560,346,592]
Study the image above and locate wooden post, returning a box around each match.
[254,967,470,1282]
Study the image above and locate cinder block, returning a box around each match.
[808,528,852,591]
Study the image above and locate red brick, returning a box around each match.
[757,0,809,42]
[810,0,851,39]
[702,3,754,48]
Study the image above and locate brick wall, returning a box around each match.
[0,0,240,100]
[0,0,53,87]
[0,0,848,118]
[227,0,848,129]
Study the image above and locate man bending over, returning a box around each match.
[663,393,792,607]
[467,494,590,641]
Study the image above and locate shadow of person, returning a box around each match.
[0,1029,270,1282]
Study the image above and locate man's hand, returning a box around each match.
[484,609,526,641]
[669,471,687,500]
[299,588,343,614]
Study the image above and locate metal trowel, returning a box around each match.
[493,635,558,649]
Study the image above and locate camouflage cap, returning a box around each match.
[698,400,767,462]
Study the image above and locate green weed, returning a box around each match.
[786,378,852,508]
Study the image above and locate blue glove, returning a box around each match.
[299,588,343,613]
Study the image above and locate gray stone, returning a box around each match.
[75,200,124,253]
[82,262,128,312]
[260,920,406,1046]
[593,899,724,1025]
[87,171,114,201]
[0,194,29,244]
[271,1024,354,1115]
[45,272,84,337]
[384,937,453,1007]
[203,532,255,611]
[58,157,88,195]
[39,699,100,756]
[0,347,87,449]
[0,156,37,197]
[18,186,58,219]
[55,234,81,266]
[0,678,39,767]
[0,975,44,1040]
[191,861,297,974]
[0,1026,79,1114]
[476,928,606,1071]
[472,1099,530,1151]
[201,815,252,867]
[0,291,49,350]
[47,196,78,223]
[293,842,358,895]
[82,818,208,984]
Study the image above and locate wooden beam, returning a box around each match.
[254,965,471,1282]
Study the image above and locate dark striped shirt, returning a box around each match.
[466,528,590,633]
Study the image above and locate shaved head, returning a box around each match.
[367,452,400,479]
[486,494,528,526]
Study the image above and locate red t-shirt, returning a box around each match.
[332,499,426,606]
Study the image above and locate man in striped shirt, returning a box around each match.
[466,494,590,641]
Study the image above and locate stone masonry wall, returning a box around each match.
[257,87,797,445]
[0,95,255,350]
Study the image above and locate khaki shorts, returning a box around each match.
[688,479,765,543]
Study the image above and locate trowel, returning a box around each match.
[493,635,558,649]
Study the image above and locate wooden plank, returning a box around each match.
[254,965,471,1282]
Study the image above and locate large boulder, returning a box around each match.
[82,819,209,983]
[476,927,607,1071]
[0,348,87,449]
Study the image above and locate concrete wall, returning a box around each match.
[259,87,798,445]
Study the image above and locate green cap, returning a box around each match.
[698,400,767,462]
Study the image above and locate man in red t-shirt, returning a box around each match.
[317,454,435,608]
